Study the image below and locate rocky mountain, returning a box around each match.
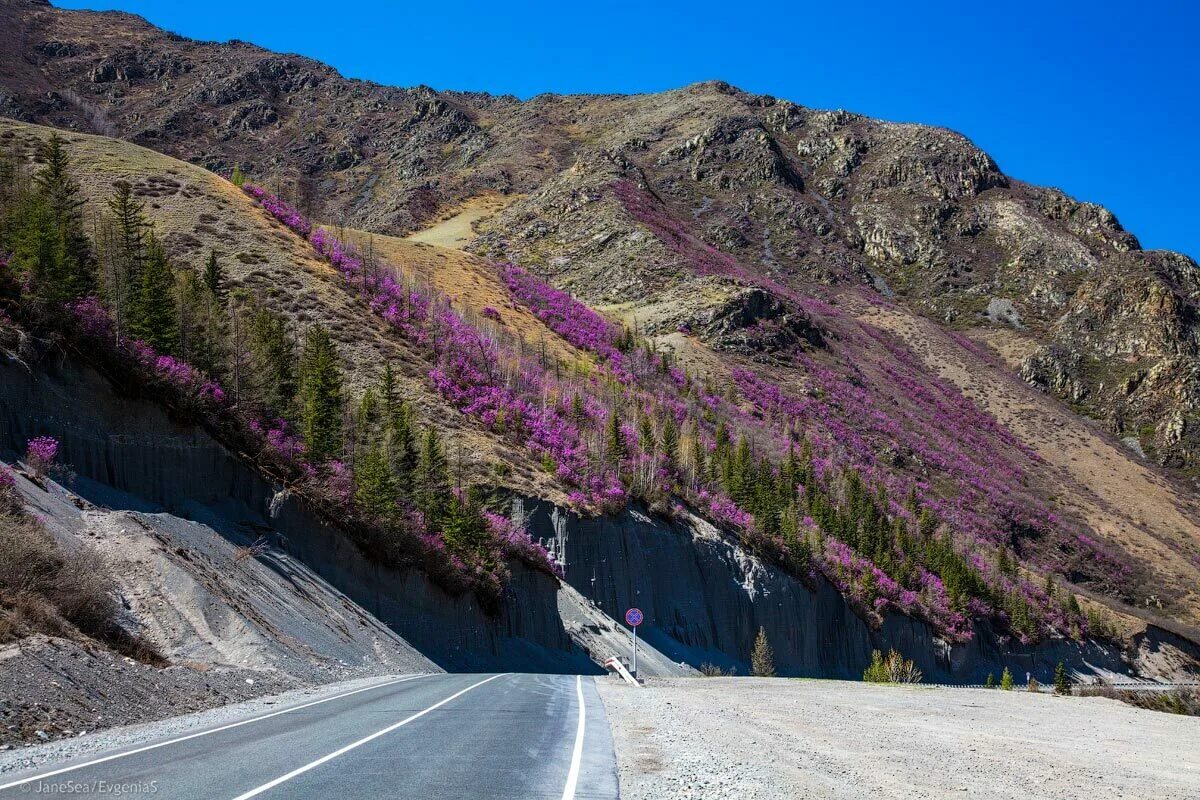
[1,0,1199,687]
[3,0,1198,474]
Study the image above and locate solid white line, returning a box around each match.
[230,673,509,800]
[0,674,429,792]
[560,675,586,800]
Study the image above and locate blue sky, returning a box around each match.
[58,0,1200,258]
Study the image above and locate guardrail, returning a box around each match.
[604,657,641,687]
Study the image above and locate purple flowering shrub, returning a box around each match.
[244,184,1093,642]
[25,436,58,479]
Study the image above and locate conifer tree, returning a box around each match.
[605,409,627,468]
[177,269,227,375]
[354,445,396,520]
[688,420,706,488]
[244,303,296,415]
[1000,666,1014,690]
[298,324,343,460]
[415,425,450,527]
[32,133,93,300]
[1054,662,1071,696]
[660,415,679,472]
[985,672,996,689]
[750,627,776,677]
[441,487,491,560]
[203,250,227,304]
[231,165,245,187]
[380,363,399,420]
[130,233,179,353]
[385,398,419,486]
[104,181,147,340]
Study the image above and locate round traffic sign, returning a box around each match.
[625,607,644,627]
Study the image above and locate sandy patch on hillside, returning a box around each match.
[405,194,513,249]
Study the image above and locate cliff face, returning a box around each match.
[6,348,1187,683]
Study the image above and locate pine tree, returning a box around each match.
[688,420,706,488]
[203,250,227,304]
[750,627,776,677]
[245,303,296,415]
[415,426,450,528]
[1000,666,1014,691]
[441,488,491,560]
[660,415,679,472]
[605,409,627,468]
[176,270,227,375]
[32,133,93,300]
[985,672,996,689]
[298,325,343,461]
[1054,662,1071,696]
[104,180,147,340]
[230,165,246,187]
[130,233,179,353]
[385,399,419,487]
[354,445,397,520]
[380,363,399,420]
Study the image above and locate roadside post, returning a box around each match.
[625,607,643,680]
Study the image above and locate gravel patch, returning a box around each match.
[597,676,1200,799]
[0,671,415,775]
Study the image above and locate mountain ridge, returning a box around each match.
[2,0,1200,664]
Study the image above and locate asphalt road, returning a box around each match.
[0,673,619,799]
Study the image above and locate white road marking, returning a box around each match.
[560,675,586,800]
[230,673,510,800]
[0,674,429,792]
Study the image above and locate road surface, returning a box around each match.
[0,673,618,799]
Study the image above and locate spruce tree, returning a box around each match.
[1000,666,1014,691]
[354,445,397,520]
[441,487,491,561]
[231,165,245,187]
[203,250,227,304]
[1054,662,1071,696]
[177,270,227,376]
[32,133,93,300]
[750,627,776,677]
[247,303,296,415]
[130,233,179,353]
[660,415,679,472]
[688,420,706,488]
[605,409,627,468]
[298,324,343,461]
[379,363,399,420]
[104,181,147,340]
[985,672,996,689]
[415,426,450,527]
[385,398,419,487]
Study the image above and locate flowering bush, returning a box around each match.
[25,436,58,479]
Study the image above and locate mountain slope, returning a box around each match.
[1,0,1199,666]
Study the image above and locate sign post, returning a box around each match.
[625,607,643,680]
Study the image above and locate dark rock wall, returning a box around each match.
[0,355,593,674]
[518,500,1133,683]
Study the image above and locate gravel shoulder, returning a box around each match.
[596,676,1200,800]
[0,672,416,776]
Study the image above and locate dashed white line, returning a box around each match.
[230,673,509,800]
[561,675,586,800]
[0,674,429,792]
